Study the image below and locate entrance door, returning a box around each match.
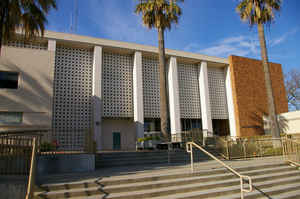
[113,132,121,150]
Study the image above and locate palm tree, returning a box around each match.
[135,0,183,140]
[236,0,281,142]
[0,0,57,55]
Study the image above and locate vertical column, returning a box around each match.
[199,61,213,137]
[225,66,237,138]
[48,40,56,52]
[48,40,56,141]
[92,46,103,150]
[168,57,181,140]
[133,51,144,139]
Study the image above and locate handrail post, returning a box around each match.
[226,139,230,160]
[190,144,194,172]
[168,143,171,164]
[25,138,37,199]
[186,143,194,172]
[240,177,244,199]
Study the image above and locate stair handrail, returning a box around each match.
[186,141,252,199]
[25,137,37,199]
[283,137,300,167]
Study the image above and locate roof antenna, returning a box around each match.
[70,0,78,33]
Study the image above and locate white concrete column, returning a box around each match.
[133,51,144,139]
[225,66,237,138]
[168,57,181,138]
[48,40,56,139]
[92,46,103,150]
[199,62,213,137]
[48,40,56,52]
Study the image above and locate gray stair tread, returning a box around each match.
[219,179,300,199]
[36,173,237,195]
[36,170,300,198]
[149,176,300,199]
[103,166,296,190]
[66,177,300,199]
[260,189,300,199]
[39,162,288,187]
[40,165,295,193]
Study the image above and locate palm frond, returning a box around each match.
[236,0,282,25]
[0,0,56,42]
[134,0,183,30]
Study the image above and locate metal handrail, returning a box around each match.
[25,138,37,199]
[283,137,300,167]
[186,142,252,199]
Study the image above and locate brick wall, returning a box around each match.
[229,55,288,137]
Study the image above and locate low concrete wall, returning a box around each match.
[37,154,95,175]
[0,176,28,199]
[280,111,300,134]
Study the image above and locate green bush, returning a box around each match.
[153,135,161,141]
[138,136,158,142]
[263,147,283,156]
[40,142,56,152]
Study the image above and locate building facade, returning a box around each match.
[0,31,288,150]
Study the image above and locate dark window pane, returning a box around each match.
[0,71,19,89]
[0,112,23,125]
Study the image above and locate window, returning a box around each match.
[144,118,161,132]
[0,112,23,125]
[0,71,19,89]
[181,119,202,131]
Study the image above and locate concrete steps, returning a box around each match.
[96,148,219,168]
[34,161,300,199]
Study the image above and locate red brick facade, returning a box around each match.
[229,55,288,137]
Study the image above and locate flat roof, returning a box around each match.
[43,31,229,66]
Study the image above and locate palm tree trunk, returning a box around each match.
[158,27,169,141]
[257,23,281,143]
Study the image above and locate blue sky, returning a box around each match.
[46,0,300,74]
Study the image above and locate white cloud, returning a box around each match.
[195,35,260,58]
[87,1,156,45]
[199,44,250,57]
[185,28,298,58]
[271,28,298,47]
[183,43,201,52]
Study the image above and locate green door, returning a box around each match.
[113,132,121,150]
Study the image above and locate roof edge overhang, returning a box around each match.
[43,31,229,66]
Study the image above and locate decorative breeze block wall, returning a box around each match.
[52,46,93,150]
[142,57,160,118]
[102,52,133,117]
[207,67,229,119]
[4,40,47,50]
[178,63,201,119]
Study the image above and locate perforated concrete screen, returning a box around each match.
[52,46,93,150]
[4,40,47,50]
[142,57,160,118]
[207,67,229,119]
[102,52,133,117]
[178,63,201,119]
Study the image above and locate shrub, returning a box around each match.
[40,142,56,152]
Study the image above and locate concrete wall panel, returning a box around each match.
[102,119,136,150]
[0,46,54,127]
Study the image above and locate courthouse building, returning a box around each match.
[0,31,288,150]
